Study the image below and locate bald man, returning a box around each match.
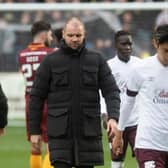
[29,17,120,168]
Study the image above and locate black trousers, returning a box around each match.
[54,162,94,168]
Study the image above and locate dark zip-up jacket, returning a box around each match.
[0,84,8,128]
[29,41,120,166]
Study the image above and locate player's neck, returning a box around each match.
[117,54,130,63]
[33,37,45,45]
[157,55,168,67]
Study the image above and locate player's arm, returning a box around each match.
[112,67,142,155]
[118,90,138,131]
[29,56,51,138]
[112,90,137,154]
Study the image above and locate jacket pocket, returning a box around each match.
[52,68,69,87]
[83,108,102,137]
[47,108,68,137]
[82,66,98,86]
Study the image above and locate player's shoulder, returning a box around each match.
[132,56,154,74]
[107,56,118,65]
[129,56,142,68]
[18,48,29,57]
[140,56,155,67]
[44,48,61,61]
[130,55,141,62]
[42,47,54,53]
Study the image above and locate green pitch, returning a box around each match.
[0,126,136,168]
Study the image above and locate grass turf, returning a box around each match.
[0,126,136,168]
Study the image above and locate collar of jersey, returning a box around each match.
[28,43,46,51]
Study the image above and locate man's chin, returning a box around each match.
[72,47,78,50]
[71,46,80,50]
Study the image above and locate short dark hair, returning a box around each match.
[54,28,62,42]
[154,24,168,45]
[31,21,51,38]
[114,30,131,43]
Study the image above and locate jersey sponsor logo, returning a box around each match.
[153,89,168,104]
[20,51,47,57]
[144,160,156,168]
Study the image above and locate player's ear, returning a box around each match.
[41,31,47,41]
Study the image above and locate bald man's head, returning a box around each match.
[63,17,85,32]
[62,17,85,50]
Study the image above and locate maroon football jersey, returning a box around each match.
[19,43,54,94]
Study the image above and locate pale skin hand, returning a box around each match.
[106,118,118,139]
[0,128,4,136]
[30,135,42,151]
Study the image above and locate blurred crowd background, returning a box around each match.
[0,7,168,72]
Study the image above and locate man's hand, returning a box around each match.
[30,135,42,151]
[0,128,4,136]
[112,131,123,156]
[106,118,118,139]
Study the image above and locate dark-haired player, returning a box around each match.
[101,30,141,168]
[53,28,62,47]
[113,24,168,168]
[18,21,54,168]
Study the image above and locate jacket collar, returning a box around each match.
[60,39,86,56]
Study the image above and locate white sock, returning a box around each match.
[136,163,139,168]
[109,142,112,149]
[111,161,123,168]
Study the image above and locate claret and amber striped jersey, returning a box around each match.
[18,43,54,94]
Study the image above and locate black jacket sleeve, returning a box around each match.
[29,56,51,135]
[0,84,8,128]
[98,55,120,121]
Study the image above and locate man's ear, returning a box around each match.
[62,30,65,39]
[153,38,158,49]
